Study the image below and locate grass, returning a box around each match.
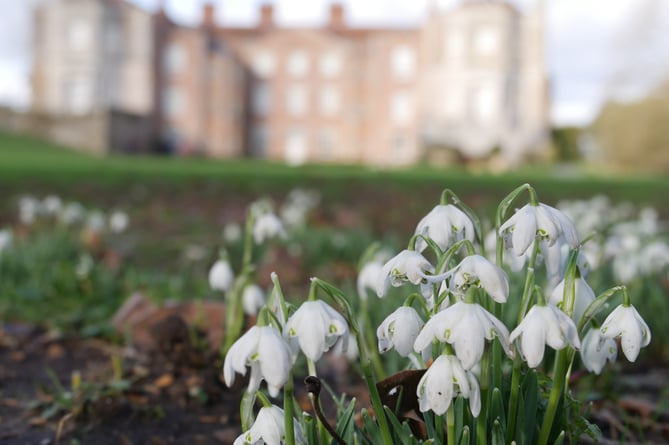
[2,130,669,206]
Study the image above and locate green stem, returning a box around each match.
[284,370,296,445]
[507,241,540,442]
[537,349,569,445]
[505,355,523,444]
[361,296,385,378]
[307,360,329,445]
[477,349,491,445]
[312,278,394,445]
[446,404,456,445]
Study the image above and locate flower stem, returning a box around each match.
[446,404,456,445]
[307,360,329,445]
[284,370,296,445]
[537,349,569,445]
[507,240,540,442]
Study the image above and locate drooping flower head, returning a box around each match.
[377,306,425,357]
[499,203,579,257]
[253,212,287,245]
[416,354,481,417]
[549,276,596,324]
[357,259,384,300]
[413,301,512,369]
[233,405,306,445]
[414,204,475,252]
[376,250,439,298]
[580,327,617,374]
[223,326,294,397]
[600,304,651,362]
[447,254,509,303]
[242,284,266,316]
[285,300,349,362]
[509,304,580,368]
[209,258,234,292]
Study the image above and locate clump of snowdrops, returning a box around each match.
[222,184,651,445]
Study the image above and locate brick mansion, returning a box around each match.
[31,0,549,166]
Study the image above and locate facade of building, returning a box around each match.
[31,0,549,166]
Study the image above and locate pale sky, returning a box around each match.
[1,0,668,127]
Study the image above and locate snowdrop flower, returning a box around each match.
[285,300,349,362]
[510,304,580,368]
[253,212,286,244]
[109,211,129,233]
[499,203,579,257]
[414,204,475,252]
[416,354,481,417]
[75,254,94,278]
[59,202,86,225]
[414,301,512,369]
[242,284,266,316]
[448,254,509,303]
[86,211,106,232]
[43,195,62,215]
[223,326,294,397]
[357,259,384,300]
[377,306,425,357]
[600,304,651,362]
[376,250,439,298]
[209,258,234,292]
[19,196,40,225]
[222,223,243,244]
[549,276,596,324]
[484,229,528,272]
[0,229,12,254]
[234,405,306,445]
[580,327,617,374]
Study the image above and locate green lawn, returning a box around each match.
[1,130,668,206]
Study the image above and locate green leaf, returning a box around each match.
[491,419,505,445]
[303,412,319,445]
[551,430,565,445]
[458,425,471,445]
[335,398,358,443]
[490,388,506,431]
[521,370,538,445]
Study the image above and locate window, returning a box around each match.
[162,86,182,117]
[286,84,308,116]
[63,78,92,114]
[284,128,308,165]
[250,124,268,158]
[252,51,276,78]
[391,45,416,80]
[474,26,498,56]
[287,50,309,77]
[319,52,341,78]
[392,133,409,162]
[318,128,336,160]
[164,43,186,75]
[318,86,340,116]
[67,19,91,51]
[391,91,413,126]
[470,84,496,124]
[252,82,271,116]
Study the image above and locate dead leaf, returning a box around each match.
[154,374,174,388]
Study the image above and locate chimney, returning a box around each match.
[259,3,274,29]
[203,3,215,28]
[328,3,345,30]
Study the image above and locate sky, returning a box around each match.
[1,0,668,127]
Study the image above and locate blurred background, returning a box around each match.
[1,0,668,171]
[0,2,668,442]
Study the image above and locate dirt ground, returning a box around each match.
[1,317,668,445]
